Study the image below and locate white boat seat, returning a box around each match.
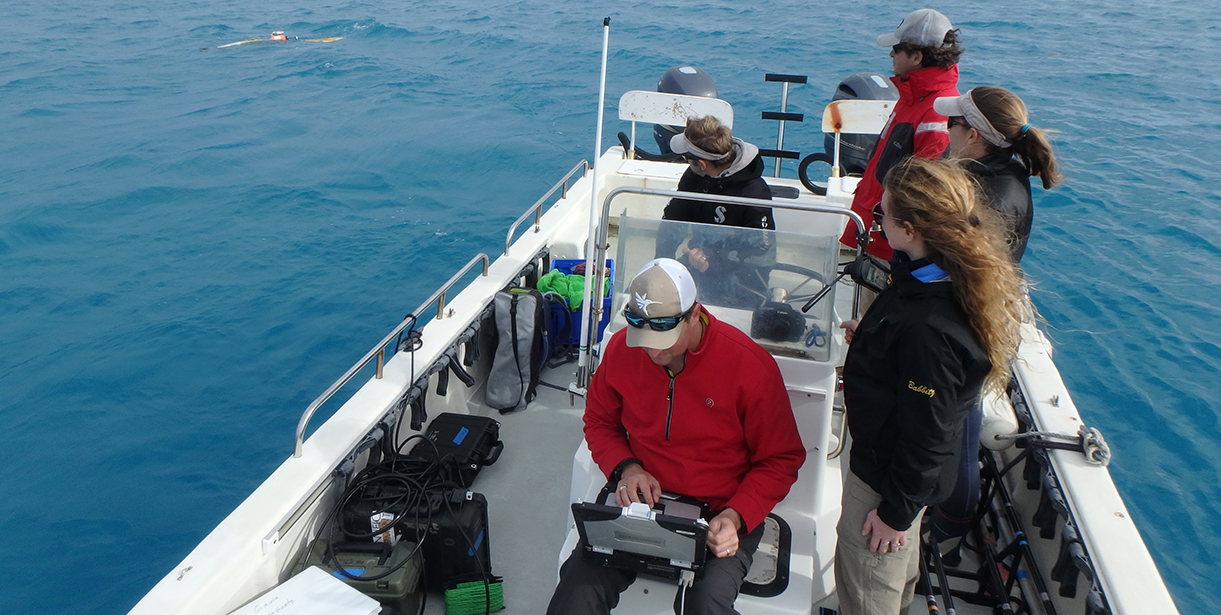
[819,99,894,204]
[617,90,735,160]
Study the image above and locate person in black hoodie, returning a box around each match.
[835,158,1027,615]
[656,116,774,307]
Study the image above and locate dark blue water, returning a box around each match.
[2,1,1218,612]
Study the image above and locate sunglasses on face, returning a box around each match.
[872,202,901,225]
[623,306,692,331]
[947,116,971,130]
[682,153,705,164]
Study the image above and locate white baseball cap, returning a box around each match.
[624,258,697,349]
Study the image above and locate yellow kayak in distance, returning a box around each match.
[212,35,345,50]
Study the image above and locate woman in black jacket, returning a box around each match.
[834,158,1027,615]
[929,86,1063,539]
[934,85,1063,262]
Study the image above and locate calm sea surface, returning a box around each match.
[2,0,1218,612]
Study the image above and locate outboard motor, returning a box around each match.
[653,66,718,154]
[821,72,898,174]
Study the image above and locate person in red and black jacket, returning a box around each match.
[546,258,804,615]
[838,8,964,261]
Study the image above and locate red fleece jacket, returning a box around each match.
[584,308,805,532]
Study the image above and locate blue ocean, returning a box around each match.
[1,0,1217,612]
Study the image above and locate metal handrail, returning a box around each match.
[576,186,869,387]
[504,160,589,255]
[293,253,490,458]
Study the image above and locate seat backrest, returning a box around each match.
[820,99,892,135]
[618,90,734,128]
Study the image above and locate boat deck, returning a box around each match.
[443,366,587,614]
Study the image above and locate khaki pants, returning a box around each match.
[834,470,924,615]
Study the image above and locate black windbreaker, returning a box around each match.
[842,259,991,530]
[655,145,776,305]
[966,153,1034,262]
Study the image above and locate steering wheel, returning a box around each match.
[731,262,830,310]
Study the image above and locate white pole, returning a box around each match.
[576,17,611,390]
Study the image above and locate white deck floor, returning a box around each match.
[418,361,588,614]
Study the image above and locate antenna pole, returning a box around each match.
[576,17,611,390]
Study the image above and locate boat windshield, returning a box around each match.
[612,214,839,362]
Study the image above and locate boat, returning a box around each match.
[131,34,1181,615]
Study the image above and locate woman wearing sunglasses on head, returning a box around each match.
[935,86,1062,263]
[834,158,1028,615]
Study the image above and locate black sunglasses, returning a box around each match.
[947,116,971,130]
[623,306,692,331]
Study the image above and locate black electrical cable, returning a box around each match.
[308,431,464,585]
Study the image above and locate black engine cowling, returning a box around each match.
[652,65,718,154]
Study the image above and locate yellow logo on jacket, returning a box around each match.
[908,381,935,397]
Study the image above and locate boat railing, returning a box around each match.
[293,252,490,458]
[504,159,589,256]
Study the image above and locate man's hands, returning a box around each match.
[615,464,744,559]
[862,508,906,553]
[615,463,661,507]
[706,508,743,558]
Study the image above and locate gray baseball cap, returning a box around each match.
[877,9,954,48]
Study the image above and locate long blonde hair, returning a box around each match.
[884,157,1028,393]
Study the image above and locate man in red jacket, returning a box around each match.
[546,258,806,615]
[838,8,963,260]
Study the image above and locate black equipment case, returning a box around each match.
[410,413,503,488]
[342,488,493,593]
[291,539,423,615]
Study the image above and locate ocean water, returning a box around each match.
[1,0,1218,612]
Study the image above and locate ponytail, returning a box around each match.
[1012,125,1062,190]
[971,86,1063,190]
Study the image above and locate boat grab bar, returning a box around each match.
[504,160,589,256]
[577,186,868,386]
[293,253,490,458]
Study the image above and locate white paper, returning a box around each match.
[228,566,381,615]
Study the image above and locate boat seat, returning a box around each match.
[617,90,735,161]
[819,98,893,204]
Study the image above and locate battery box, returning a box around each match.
[291,539,423,615]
